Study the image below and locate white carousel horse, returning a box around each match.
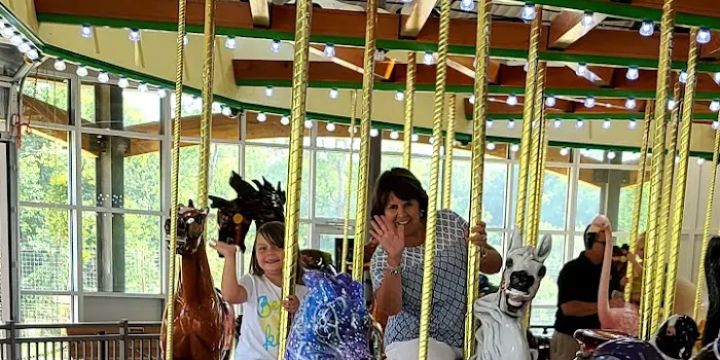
[473,231,552,360]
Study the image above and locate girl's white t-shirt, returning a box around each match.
[235,274,308,360]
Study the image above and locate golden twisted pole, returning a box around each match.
[642,0,675,339]
[443,94,457,210]
[403,53,417,169]
[525,63,546,246]
[418,0,451,356]
[694,120,720,319]
[278,0,313,354]
[353,0,378,281]
[341,91,358,274]
[198,0,217,209]
[652,80,680,327]
[164,0,187,357]
[463,0,491,356]
[665,28,698,318]
[516,5,542,231]
[625,101,653,304]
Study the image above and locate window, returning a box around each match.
[450,159,508,228]
[19,131,71,204]
[531,234,566,325]
[19,207,71,291]
[540,167,570,231]
[575,169,603,231]
[315,151,358,219]
[22,76,70,125]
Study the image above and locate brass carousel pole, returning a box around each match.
[641,0,675,339]
[164,0,187,356]
[403,53,417,169]
[443,94,457,210]
[515,5,542,230]
[198,0,217,209]
[418,0,452,355]
[463,0,491,356]
[624,101,653,304]
[341,91,358,273]
[352,0,378,281]
[278,0,313,353]
[694,115,720,319]
[665,28,699,318]
[525,63,546,246]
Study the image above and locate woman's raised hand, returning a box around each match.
[370,215,405,265]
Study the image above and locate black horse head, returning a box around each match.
[654,314,699,360]
[703,236,720,346]
[208,171,286,253]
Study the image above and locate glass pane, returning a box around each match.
[530,307,556,327]
[547,146,571,163]
[244,145,311,219]
[123,88,161,127]
[19,131,70,204]
[245,113,311,145]
[20,294,72,324]
[540,167,569,231]
[22,76,70,125]
[19,207,70,291]
[579,149,606,163]
[575,169,603,231]
[80,83,96,122]
[81,84,162,133]
[316,123,359,150]
[450,160,507,228]
[80,134,161,211]
[170,93,202,117]
[381,135,434,155]
[82,212,98,292]
[318,233,339,261]
[124,214,162,294]
[617,180,650,233]
[532,234,565,306]
[484,231,504,286]
[315,151,358,219]
[573,234,585,258]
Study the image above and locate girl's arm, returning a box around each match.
[211,241,248,304]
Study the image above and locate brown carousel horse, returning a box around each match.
[161,201,235,360]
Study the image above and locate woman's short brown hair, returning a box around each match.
[371,168,428,220]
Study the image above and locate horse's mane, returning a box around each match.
[209,171,286,226]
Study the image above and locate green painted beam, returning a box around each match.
[468,112,720,121]
[36,13,720,73]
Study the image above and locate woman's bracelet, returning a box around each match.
[386,263,402,276]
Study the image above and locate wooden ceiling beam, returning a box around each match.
[699,31,720,59]
[308,44,395,80]
[549,11,608,49]
[447,56,501,84]
[400,0,438,38]
[249,0,270,27]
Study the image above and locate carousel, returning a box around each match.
[2,0,720,358]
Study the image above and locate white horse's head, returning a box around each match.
[498,231,552,318]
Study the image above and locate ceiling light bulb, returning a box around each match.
[698,158,706,165]
[581,149,590,156]
[468,94,476,104]
[629,119,638,129]
[697,27,712,44]
[270,40,281,53]
[553,119,562,128]
[374,48,387,61]
[584,96,595,108]
[486,142,496,151]
[429,136,436,144]
[679,70,688,84]
[460,0,474,11]
[639,20,654,37]
[668,98,677,110]
[607,151,616,160]
[603,119,611,129]
[157,88,167,98]
[76,66,88,77]
[390,131,399,140]
[487,119,493,128]
[17,41,30,53]
[9,34,22,46]
[626,66,640,81]
[221,106,232,117]
[395,90,405,102]
[523,62,529,72]
[521,3,536,21]
[326,122,336,132]
[582,12,594,27]
[714,72,720,85]
[329,88,339,99]
[280,115,290,125]
[506,94,518,106]
[370,128,379,137]
[348,126,356,134]
[711,100,720,112]
[411,133,419,142]
[98,72,109,83]
[118,77,129,88]
[507,120,516,129]
[323,43,336,58]
[625,97,637,109]
[183,35,188,45]
[675,155,680,164]
[576,119,585,128]
[545,95,556,107]
[510,143,520,152]
[26,49,39,61]
[257,113,267,123]
[423,51,435,65]
[128,29,141,42]
[225,36,236,49]
[560,147,570,156]
[304,120,313,129]
[138,83,148,93]
[265,86,273,97]
[1,27,14,39]
[713,121,720,130]
[576,63,588,77]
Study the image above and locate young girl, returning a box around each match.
[212,221,307,360]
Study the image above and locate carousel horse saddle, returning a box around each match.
[285,270,372,360]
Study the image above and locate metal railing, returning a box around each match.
[0,320,161,360]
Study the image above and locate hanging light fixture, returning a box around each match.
[553,119,562,128]
[183,35,188,45]
[510,143,520,152]
[521,3,536,21]
[626,66,640,81]
[667,97,677,110]
[326,122,336,132]
[486,142,496,151]
[395,90,405,102]
[390,130,400,140]
[714,72,720,85]
[607,151,616,160]
[698,158,706,165]
[710,100,720,112]
[584,96,595,108]
[576,63,589,77]
[581,12,594,27]
[128,29,141,42]
[370,128,379,137]
[603,119,611,129]
[80,24,93,38]
[487,119,494,128]
[411,133,420,142]
[304,120,313,129]
[423,51,435,65]
[76,66,88,77]
[17,41,31,54]
[225,36,236,49]
[280,115,290,126]
[560,147,570,156]
[507,120,516,129]
[26,48,39,61]
[469,95,475,104]
[138,83,149,93]
[697,27,712,44]
[221,106,232,117]
[460,0,474,11]
[265,86,273,97]
[257,113,267,123]
[712,121,719,130]
[545,95,556,107]
[576,119,585,128]
[679,70,688,84]
[639,20,654,37]
[54,59,67,72]
[625,97,637,110]
[118,77,130,88]
[506,94,518,106]
[270,39,282,53]
[629,119,638,129]
[329,88,339,99]
[98,72,110,83]
[323,43,336,58]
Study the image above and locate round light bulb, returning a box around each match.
[460,0,474,11]
[76,66,88,77]
[560,147,570,156]
[221,106,232,117]
[510,143,520,152]
[411,133,419,142]
[710,100,720,112]
[257,113,267,123]
[128,29,141,42]
[545,95,556,107]
[26,49,39,61]
[576,119,585,128]
[629,120,638,129]
[138,83,148,93]
[265,86,273,97]
[374,49,387,61]
[697,28,712,45]
[521,3,536,21]
[603,119,611,129]
[506,94,518,106]
[390,131,400,140]
[157,88,167,98]
[486,119,493,128]
[423,51,435,65]
[17,41,30,53]
[225,36,236,49]
[326,122,336,132]
[118,77,129,88]
[607,151,616,160]
[97,72,109,83]
[304,120,313,129]
[486,142,496,151]
[9,34,22,46]
[581,12,594,27]
[323,43,336,58]
[625,97,637,109]
[668,98,677,110]
[329,88,339,99]
[552,119,562,129]
[507,120,516,129]
[576,63,588,77]
[713,121,719,130]
[714,72,720,85]
[370,128,379,137]
[469,95,476,104]
[698,158,706,165]
[395,90,405,102]
[280,115,290,125]
[639,20,654,37]
[270,40,281,53]
[626,66,640,81]
[584,96,595,108]
[679,70,689,84]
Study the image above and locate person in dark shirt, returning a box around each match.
[550,217,621,360]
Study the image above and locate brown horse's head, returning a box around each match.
[164,200,209,256]
[209,172,285,254]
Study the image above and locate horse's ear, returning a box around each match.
[536,234,552,263]
[188,199,195,208]
[508,230,522,252]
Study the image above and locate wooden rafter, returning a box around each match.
[549,11,608,49]
[249,0,270,27]
[400,0,438,38]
